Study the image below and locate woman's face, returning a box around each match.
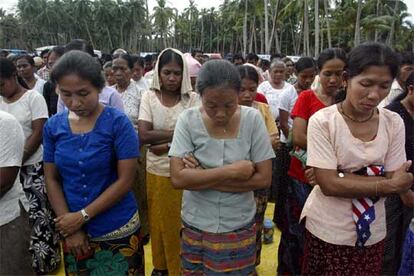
[285,61,295,76]
[159,61,182,93]
[57,74,101,117]
[399,64,414,83]
[16,58,34,79]
[319,58,346,96]
[202,86,239,126]
[112,58,132,87]
[346,65,393,113]
[132,62,144,82]
[405,86,414,106]
[47,52,60,69]
[296,67,316,91]
[270,64,286,85]
[0,75,18,98]
[104,67,116,86]
[238,78,258,107]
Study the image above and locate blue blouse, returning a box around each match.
[43,106,139,238]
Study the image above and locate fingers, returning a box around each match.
[405,160,412,171]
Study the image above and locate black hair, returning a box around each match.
[295,57,316,73]
[144,54,152,62]
[0,57,30,89]
[51,50,105,90]
[157,50,183,75]
[393,72,414,102]
[246,53,259,62]
[114,53,134,69]
[260,59,270,68]
[317,48,347,71]
[40,49,50,58]
[232,53,244,63]
[131,55,144,68]
[346,42,399,79]
[65,39,94,56]
[0,57,17,78]
[16,55,35,67]
[282,57,293,64]
[49,46,65,58]
[238,65,259,84]
[399,51,414,66]
[196,59,241,96]
[271,53,285,61]
[103,61,112,69]
[191,48,203,57]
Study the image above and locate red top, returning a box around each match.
[255,93,268,104]
[288,90,326,183]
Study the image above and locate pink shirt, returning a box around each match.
[302,104,406,246]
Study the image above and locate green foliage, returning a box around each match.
[0,0,412,54]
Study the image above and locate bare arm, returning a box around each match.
[314,162,413,198]
[170,157,250,190]
[23,118,46,163]
[44,162,70,216]
[214,160,272,192]
[138,120,173,145]
[0,167,19,198]
[278,109,290,140]
[292,117,307,149]
[83,158,137,219]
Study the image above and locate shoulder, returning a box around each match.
[258,81,271,90]
[46,110,67,127]
[380,107,404,128]
[297,89,314,100]
[310,104,337,124]
[178,106,199,120]
[0,110,20,128]
[102,86,118,95]
[241,105,262,121]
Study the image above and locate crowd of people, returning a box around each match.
[0,39,413,276]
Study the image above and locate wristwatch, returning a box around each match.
[338,172,345,178]
[80,208,90,222]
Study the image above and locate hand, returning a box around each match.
[228,160,255,181]
[55,212,85,237]
[305,168,317,186]
[183,152,202,169]
[270,133,281,150]
[400,189,414,208]
[65,230,91,258]
[149,143,169,156]
[390,161,413,193]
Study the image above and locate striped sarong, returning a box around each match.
[181,221,256,275]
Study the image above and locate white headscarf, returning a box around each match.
[150,48,193,102]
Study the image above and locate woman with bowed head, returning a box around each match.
[138,48,199,276]
[237,64,280,265]
[302,43,414,275]
[43,51,144,275]
[169,60,275,275]
[0,57,60,274]
[276,48,347,275]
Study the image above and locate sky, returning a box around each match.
[0,0,413,22]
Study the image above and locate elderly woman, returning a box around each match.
[16,55,46,94]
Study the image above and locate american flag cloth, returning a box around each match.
[352,165,384,247]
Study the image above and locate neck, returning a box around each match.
[5,85,24,102]
[117,80,130,91]
[341,99,374,121]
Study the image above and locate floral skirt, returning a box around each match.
[181,221,257,275]
[20,162,61,273]
[64,215,144,276]
[302,230,384,276]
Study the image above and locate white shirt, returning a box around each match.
[0,90,49,165]
[0,110,25,226]
[113,80,143,131]
[257,81,295,120]
[378,79,404,108]
[134,78,149,92]
[34,74,46,95]
[278,86,299,142]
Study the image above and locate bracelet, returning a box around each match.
[375,181,378,197]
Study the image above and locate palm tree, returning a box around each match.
[152,0,175,48]
[354,0,363,46]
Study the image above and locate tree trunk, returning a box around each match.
[259,16,264,53]
[324,0,332,48]
[303,0,310,56]
[243,0,248,56]
[249,16,255,53]
[315,0,320,57]
[269,0,280,53]
[387,0,399,47]
[374,0,380,42]
[354,0,362,47]
[264,0,270,53]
